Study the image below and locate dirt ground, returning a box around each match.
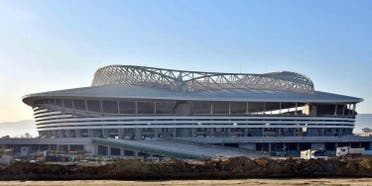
[0,178,372,186]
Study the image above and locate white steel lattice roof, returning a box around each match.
[92,65,315,94]
[22,65,363,105]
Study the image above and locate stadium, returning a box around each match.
[5,65,371,158]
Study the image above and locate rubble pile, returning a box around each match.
[0,157,372,180]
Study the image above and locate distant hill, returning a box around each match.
[0,120,38,137]
[0,115,370,137]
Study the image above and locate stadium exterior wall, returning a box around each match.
[12,65,371,158]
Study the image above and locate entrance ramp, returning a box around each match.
[92,138,257,159]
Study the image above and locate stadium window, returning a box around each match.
[211,102,229,115]
[156,101,176,114]
[55,99,62,106]
[102,100,119,113]
[73,99,86,110]
[230,102,246,115]
[247,102,265,115]
[137,101,155,114]
[191,101,211,115]
[48,99,56,105]
[63,99,73,109]
[264,102,281,115]
[87,100,101,112]
[34,100,43,105]
[119,101,136,114]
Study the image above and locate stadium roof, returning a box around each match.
[22,65,363,105]
[23,84,362,105]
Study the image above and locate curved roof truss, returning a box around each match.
[92,65,315,93]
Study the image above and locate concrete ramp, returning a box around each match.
[92,138,254,159]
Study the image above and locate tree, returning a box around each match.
[362,128,372,133]
[24,132,31,138]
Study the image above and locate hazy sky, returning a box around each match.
[1,0,372,122]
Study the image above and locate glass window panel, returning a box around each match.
[102,100,118,113]
[247,102,265,114]
[191,101,211,115]
[63,99,73,109]
[230,102,246,115]
[119,101,136,114]
[87,100,101,112]
[137,101,154,114]
[212,102,229,115]
[55,99,62,106]
[73,99,86,110]
[156,101,176,114]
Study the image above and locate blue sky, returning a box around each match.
[0,0,372,122]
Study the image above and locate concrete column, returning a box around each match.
[334,104,338,116]
[135,101,138,114]
[243,128,248,137]
[88,129,94,138]
[227,128,231,137]
[117,100,120,114]
[154,128,158,138]
[268,143,272,152]
[295,103,298,115]
[120,148,124,156]
[210,103,213,115]
[172,129,176,137]
[119,129,125,139]
[228,102,231,116]
[191,128,196,137]
[107,146,111,156]
[102,129,108,138]
[84,100,88,111]
[75,129,81,137]
[341,105,345,116]
[154,101,157,114]
[297,143,300,151]
[136,129,141,139]
[93,145,98,156]
[99,99,103,112]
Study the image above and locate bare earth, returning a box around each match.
[0,179,372,186]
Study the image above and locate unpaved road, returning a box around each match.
[0,178,372,186]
